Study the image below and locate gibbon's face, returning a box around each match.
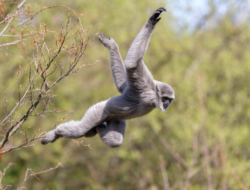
[156,82,175,112]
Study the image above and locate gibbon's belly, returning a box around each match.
[134,105,154,118]
[111,104,155,120]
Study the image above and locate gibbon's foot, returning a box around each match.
[98,33,118,50]
[148,7,166,25]
[41,129,61,145]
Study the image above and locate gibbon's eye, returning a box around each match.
[162,97,172,103]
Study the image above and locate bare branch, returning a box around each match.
[0,91,44,149]
[0,0,27,36]
[15,163,64,190]
[0,163,16,184]
[0,136,42,155]
[159,155,171,190]
[0,39,27,48]
[0,76,35,127]
[0,3,91,152]
[71,139,93,150]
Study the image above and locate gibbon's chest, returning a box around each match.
[138,104,155,116]
[111,89,156,120]
[110,101,155,120]
[126,103,155,119]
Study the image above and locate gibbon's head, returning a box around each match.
[155,81,175,112]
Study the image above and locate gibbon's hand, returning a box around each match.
[148,7,166,25]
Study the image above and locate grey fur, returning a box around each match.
[41,7,175,148]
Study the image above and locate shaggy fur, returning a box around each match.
[41,7,175,148]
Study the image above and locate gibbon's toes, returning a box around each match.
[41,138,48,145]
[99,33,104,39]
[99,33,109,41]
[40,130,58,145]
[41,136,50,145]
[98,34,114,49]
[99,33,108,44]
[98,33,104,42]
[156,7,166,13]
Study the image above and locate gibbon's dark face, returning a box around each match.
[161,96,174,110]
[156,81,175,112]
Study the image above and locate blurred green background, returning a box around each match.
[0,0,250,189]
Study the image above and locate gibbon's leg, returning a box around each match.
[81,34,128,139]
[69,34,128,139]
[96,120,126,148]
[99,33,127,93]
[41,100,110,144]
[124,7,166,69]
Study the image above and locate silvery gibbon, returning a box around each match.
[41,7,175,148]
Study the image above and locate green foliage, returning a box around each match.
[0,0,250,189]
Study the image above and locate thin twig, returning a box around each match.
[0,163,16,184]
[15,163,63,190]
[0,2,90,153]
[87,162,105,190]
[0,39,27,48]
[0,136,42,155]
[159,155,171,190]
[0,0,27,36]
[71,139,93,150]
[0,76,35,127]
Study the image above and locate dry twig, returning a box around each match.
[0,3,93,154]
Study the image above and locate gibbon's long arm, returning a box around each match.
[125,7,166,69]
[109,43,127,93]
[41,97,129,147]
[41,100,110,144]
[99,34,127,93]
[125,7,166,91]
